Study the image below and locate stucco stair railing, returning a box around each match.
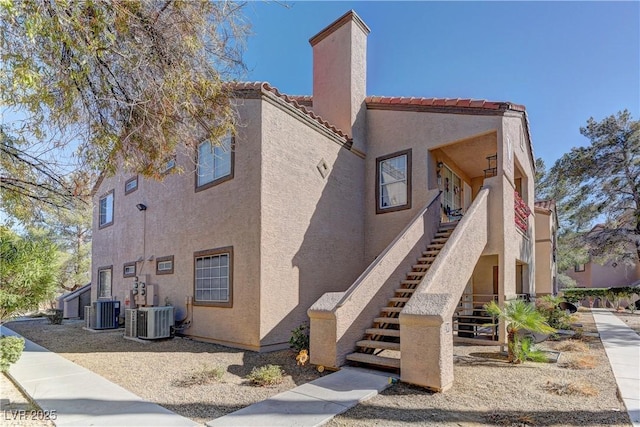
[308,189,442,372]
[399,187,489,391]
[345,221,458,370]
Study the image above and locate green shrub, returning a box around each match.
[246,364,284,387]
[0,336,25,372]
[510,335,548,364]
[46,309,64,325]
[174,365,224,387]
[535,296,574,330]
[289,322,309,352]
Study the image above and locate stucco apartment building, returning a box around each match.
[567,256,640,289]
[91,11,550,390]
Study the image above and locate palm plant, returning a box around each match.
[485,299,556,363]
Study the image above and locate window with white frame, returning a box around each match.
[194,247,232,306]
[196,134,233,190]
[98,267,112,298]
[99,190,114,228]
[376,149,412,213]
[156,255,174,275]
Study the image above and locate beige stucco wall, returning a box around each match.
[92,100,263,349]
[257,99,366,348]
[567,260,640,289]
[472,255,498,296]
[498,115,536,298]
[535,210,556,295]
[364,109,503,263]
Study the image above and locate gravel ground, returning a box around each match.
[328,310,631,427]
[3,319,324,424]
[3,310,633,427]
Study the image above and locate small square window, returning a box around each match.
[162,157,176,174]
[156,255,174,275]
[575,264,586,272]
[124,176,138,194]
[99,190,114,228]
[123,262,136,277]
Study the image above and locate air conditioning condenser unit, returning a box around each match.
[84,300,120,330]
[137,306,174,339]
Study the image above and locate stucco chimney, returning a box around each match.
[310,10,370,154]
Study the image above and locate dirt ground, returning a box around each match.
[3,309,633,426]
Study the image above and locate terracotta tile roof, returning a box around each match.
[229,82,349,141]
[365,96,526,112]
[288,95,313,107]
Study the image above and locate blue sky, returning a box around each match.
[242,1,640,166]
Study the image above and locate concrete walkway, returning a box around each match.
[207,367,395,427]
[1,325,197,427]
[6,311,634,427]
[592,309,640,426]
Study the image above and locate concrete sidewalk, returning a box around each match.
[1,325,197,427]
[207,366,395,427]
[592,309,640,427]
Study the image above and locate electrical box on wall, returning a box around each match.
[132,275,158,306]
[123,289,136,309]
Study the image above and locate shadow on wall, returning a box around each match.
[261,146,366,347]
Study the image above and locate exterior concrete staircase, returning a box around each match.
[345,221,458,371]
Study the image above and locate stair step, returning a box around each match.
[423,249,440,254]
[356,340,401,351]
[427,244,444,249]
[389,297,410,303]
[395,288,416,294]
[381,307,403,313]
[432,238,448,243]
[417,257,435,262]
[402,280,421,285]
[413,263,431,269]
[407,270,427,276]
[346,352,401,369]
[375,316,400,324]
[366,328,400,337]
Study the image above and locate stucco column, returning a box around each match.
[400,293,455,392]
[308,292,342,369]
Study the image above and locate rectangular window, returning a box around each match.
[124,176,138,194]
[196,134,233,191]
[123,262,136,277]
[156,255,174,275]
[99,190,114,228]
[575,264,586,272]
[376,149,412,214]
[194,247,232,307]
[98,266,112,298]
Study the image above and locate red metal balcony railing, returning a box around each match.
[514,191,531,234]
